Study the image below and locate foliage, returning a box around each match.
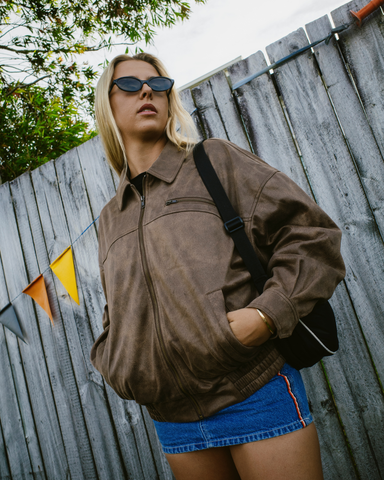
[0,84,96,183]
[0,0,205,182]
[0,0,205,115]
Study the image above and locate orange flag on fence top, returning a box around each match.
[0,303,27,343]
[23,274,53,323]
[50,246,79,305]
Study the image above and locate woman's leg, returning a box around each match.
[165,446,242,480]
[229,422,323,480]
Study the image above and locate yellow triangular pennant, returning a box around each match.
[22,274,53,323]
[50,246,80,305]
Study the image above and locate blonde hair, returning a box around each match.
[95,52,198,177]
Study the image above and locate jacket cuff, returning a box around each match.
[246,289,299,339]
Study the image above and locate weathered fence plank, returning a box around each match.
[179,89,204,140]
[301,366,358,480]
[10,171,93,480]
[76,136,117,220]
[54,149,133,480]
[332,0,384,158]
[0,421,10,480]
[140,406,176,480]
[0,263,29,480]
[77,138,172,480]
[216,51,357,479]
[226,52,312,194]
[192,80,228,140]
[306,14,384,239]
[323,284,384,478]
[266,26,384,477]
[31,160,125,480]
[205,71,250,150]
[0,183,63,479]
[0,289,34,480]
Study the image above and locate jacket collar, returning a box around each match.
[116,140,187,211]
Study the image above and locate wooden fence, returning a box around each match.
[1,0,383,478]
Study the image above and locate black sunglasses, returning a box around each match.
[109,76,174,95]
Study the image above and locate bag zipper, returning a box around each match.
[165,197,215,206]
[134,177,205,420]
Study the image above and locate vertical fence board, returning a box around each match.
[53,150,132,480]
[0,268,33,480]
[140,407,175,480]
[266,27,384,477]
[77,139,165,480]
[31,160,123,479]
[31,163,99,480]
[207,71,250,150]
[331,0,384,158]
[225,52,357,478]
[226,52,312,195]
[11,171,93,480]
[76,136,117,220]
[0,184,56,480]
[179,89,204,140]
[301,366,358,480]
[306,14,384,238]
[191,80,228,140]
[0,421,11,480]
[323,285,384,477]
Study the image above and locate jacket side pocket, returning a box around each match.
[206,289,259,363]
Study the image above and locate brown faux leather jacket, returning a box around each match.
[90,138,345,423]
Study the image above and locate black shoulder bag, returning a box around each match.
[193,140,339,370]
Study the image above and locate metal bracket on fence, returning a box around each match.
[231,23,351,91]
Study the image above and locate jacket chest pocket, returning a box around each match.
[165,197,216,207]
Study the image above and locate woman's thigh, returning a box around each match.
[165,446,241,480]
[229,422,323,480]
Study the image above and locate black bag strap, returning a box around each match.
[193,140,268,294]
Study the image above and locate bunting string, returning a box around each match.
[5,215,100,307]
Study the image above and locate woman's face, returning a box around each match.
[109,60,169,143]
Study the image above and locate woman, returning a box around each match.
[90,52,345,480]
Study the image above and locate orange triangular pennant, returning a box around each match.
[50,246,79,305]
[0,303,28,343]
[22,274,53,323]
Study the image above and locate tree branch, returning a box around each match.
[0,24,27,40]
[5,75,50,96]
[0,39,136,55]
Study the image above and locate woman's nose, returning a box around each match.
[140,82,153,98]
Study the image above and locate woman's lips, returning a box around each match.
[138,110,157,115]
[138,104,157,114]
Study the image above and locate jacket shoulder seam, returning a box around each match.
[250,170,279,222]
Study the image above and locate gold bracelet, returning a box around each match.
[256,309,275,335]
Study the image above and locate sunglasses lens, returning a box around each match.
[116,77,142,92]
[148,77,173,91]
[112,76,174,94]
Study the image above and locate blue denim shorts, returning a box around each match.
[153,363,313,454]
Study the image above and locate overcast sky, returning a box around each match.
[89,0,350,89]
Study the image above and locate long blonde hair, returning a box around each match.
[95,53,198,177]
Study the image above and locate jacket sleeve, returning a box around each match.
[89,213,110,369]
[246,170,346,339]
[99,266,110,330]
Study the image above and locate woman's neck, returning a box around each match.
[124,135,167,178]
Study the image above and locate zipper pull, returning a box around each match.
[141,195,145,208]
[165,199,178,206]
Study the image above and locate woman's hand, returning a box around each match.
[227,308,276,347]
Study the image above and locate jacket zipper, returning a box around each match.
[165,197,215,206]
[135,177,205,420]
